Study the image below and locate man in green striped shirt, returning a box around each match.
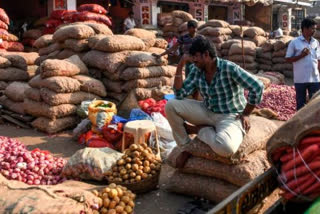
[165,36,264,167]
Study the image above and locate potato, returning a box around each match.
[109,189,118,198]
[130,193,136,199]
[125,205,133,213]
[114,196,120,204]
[107,209,116,214]
[124,180,130,184]
[112,166,118,172]
[131,151,140,158]
[142,143,148,149]
[92,190,99,196]
[103,198,110,208]
[150,163,156,169]
[97,197,103,207]
[122,174,129,180]
[136,169,143,176]
[120,169,127,175]
[125,157,132,163]
[113,172,119,177]
[144,160,150,167]
[102,193,108,199]
[148,174,152,178]
[116,187,124,197]
[104,187,111,193]
[142,173,148,179]
[121,211,128,214]
[151,170,157,175]
[93,210,100,214]
[117,159,125,166]
[139,165,144,170]
[130,172,136,178]
[119,201,126,207]
[128,200,135,208]
[135,175,141,182]
[130,178,136,183]
[132,164,139,171]
[143,167,151,173]
[121,195,130,204]
[105,171,112,176]
[100,207,108,214]
[115,177,123,182]
[109,200,117,209]
[116,205,124,213]
[130,144,138,151]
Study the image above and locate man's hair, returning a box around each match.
[187,20,198,28]
[189,36,217,58]
[301,18,316,30]
[129,11,134,16]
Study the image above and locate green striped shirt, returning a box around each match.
[175,57,264,114]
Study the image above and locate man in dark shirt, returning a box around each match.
[153,20,198,77]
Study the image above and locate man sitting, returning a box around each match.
[165,36,264,167]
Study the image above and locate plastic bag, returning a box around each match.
[73,118,91,140]
[111,115,128,124]
[129,108,152,121]
[62,147,122,181]
[151,112,174,141]
[102,123,123,143]
[77,100,94,118]
[84,130,115,149]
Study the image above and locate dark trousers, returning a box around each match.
[295,83,320,110]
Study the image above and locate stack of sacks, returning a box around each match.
[161,10,193,38]
[0,9,24,52]
[220,39,240,59]
[272,36,293,78]
[256,39,276,72]
[22,29,42,52]
[0,52,39,114]
[125,28,157,51]
[315,17,320,41]
[75,4,112,27]
[34,22,113,65]
[33,17,49,32]
[198,19,232,57]
[24,55,106,134]
[227,40,258,73]
[256,71,285,85]
[229,25,249,38]
[243,26,267,47]
[83,34,175,103]
[161,116,278,203]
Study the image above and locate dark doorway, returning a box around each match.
[208,5,228,21]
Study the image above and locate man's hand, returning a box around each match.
[301,48,310,58]
[237,115,251,133]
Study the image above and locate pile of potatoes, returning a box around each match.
[106,143,161,184]
[92,183,136,214]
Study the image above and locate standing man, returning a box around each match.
[153,20,198,77]
[286,18,320,110]
[165,36,264,167]
[123,11,136,32]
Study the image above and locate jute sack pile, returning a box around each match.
[243,26,267,47]
[34,22,113,65]
[272,36,294,78]
[256,39,276,71]
[0,52,40,114]
[25,55,106,134]
[22,29,42,52]
[159,10,193,37]
[227,40,258,73]
[198,19,232,56]
[220,39,240,59]
[160,116,276,203]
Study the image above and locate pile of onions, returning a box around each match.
[0,136,66,185]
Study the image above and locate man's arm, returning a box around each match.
[285,40,309,63]
[154,42,180,58]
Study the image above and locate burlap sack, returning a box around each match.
[107,92,127,102]
[125,51,168,67]
[125,28,156,49]
[229,41,256,56]
[32,116,79,134]
[0,56,11,68]
[236,62,258,70]
[254,75,271,89]
[91,35,145,52]
[40,88,100,106]
[272,63,293,71]
[267,93,320,165]
[272,57,287,64]
[134,88,153,100]
[23,29,42,39]
[244,27,266,38]
[0,33,18,42]
[0,81,8,90]
[160,165,237,203]
[40,55,88,78]
[102,70,121,81]
[199,27,232,37]
[259,64,272,71]
[198,19,229,29]
[102,78,123,93]
[257,50,272,60]
[0,68,29,81]
[256,58,272,65]
[282,70,293,78]
[151,85,174,100]
[29,75,81,93]
[87,34,107,49]
[4,82,30,102]
[182,116,277,164]
[168,149,269,186]
[0,95,25,115]
[83,22,113,35]
[221,39,241,49]
[27,65,38,77]
[122,76,173,92]
[39,43,62,56]
[64,39,89,52]
[252,35,267,47]
[178,22,188,32]
[256,71,285,85]
[0,174,99,213]
[53,24,95,42]
[261,39,276,52]
[24,88,42,102]
[229,25,248,37]
[24,98,77,119]
[147,47,166,56]
[72,75,107,97]
[154,38,168,49]
[228,55,255,63]
[172,10,193,22]
[33,34,53,49]
[82,50,129,73]
[120,65,176,80]
[2,54,28,70]
[56,49,77,60]
[35,55,48,66]
[173,17,184,26]
[272,49,287,57]
[273,36,293,51]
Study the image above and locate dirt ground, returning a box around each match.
[0,123,281,214]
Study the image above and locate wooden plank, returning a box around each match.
[1,115,30,129]
[1,109,34,122]
[207,167,278,214]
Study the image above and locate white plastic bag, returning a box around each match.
[151,112,174,141]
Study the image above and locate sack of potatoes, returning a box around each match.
[92,183,136,214]
[105,143,162,193]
